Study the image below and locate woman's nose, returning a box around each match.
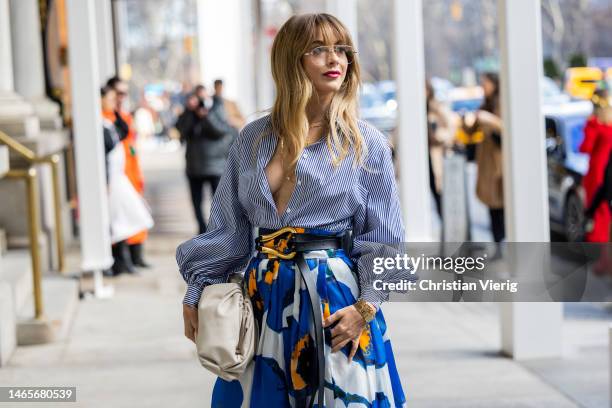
[327,49,341,65]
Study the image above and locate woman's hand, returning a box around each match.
[183,304,199,343]
[322,302,375,361]
[475,110,502,133]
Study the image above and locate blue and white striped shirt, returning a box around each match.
[176,114,411,310]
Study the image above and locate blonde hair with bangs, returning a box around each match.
[269,13,366,168]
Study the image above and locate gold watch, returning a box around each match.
[354,299,376,323]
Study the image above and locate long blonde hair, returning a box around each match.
[269,13,365,168]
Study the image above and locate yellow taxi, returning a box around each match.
[564,67,603,100]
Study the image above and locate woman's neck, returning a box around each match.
[306,92,333,124]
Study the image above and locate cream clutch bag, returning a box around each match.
[195,273,258,381]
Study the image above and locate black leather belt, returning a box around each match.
[254,227,353,407]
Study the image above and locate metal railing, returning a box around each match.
[0,131,68,320]
[4,168,44,319]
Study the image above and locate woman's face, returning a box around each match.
[102,90,117,112]
[302,35,349,98]
[481,76,495,97]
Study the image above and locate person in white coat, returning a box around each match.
[101,86,154,276]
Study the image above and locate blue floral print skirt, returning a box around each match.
[210,227,406,407]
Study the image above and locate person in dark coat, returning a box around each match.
[179,92,238,234]
[176,93,200,144]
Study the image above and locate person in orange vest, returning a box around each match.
[101,86,154,276]
[106,76,152,268]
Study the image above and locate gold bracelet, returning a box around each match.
[354,299,376,323]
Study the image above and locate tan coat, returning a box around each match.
[475,110,504,209]
[223,99,246,130]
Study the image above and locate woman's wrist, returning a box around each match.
[184,284,204,308]
[354,298,377,323]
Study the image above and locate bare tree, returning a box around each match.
[542,0,565,65]
[562,0,590,58]
[357,0,393,82]
[480,0,497,56]
[589,0,612,57]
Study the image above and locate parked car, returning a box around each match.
[542,76,571,106]
[359,82,396,135]
[544,101,593,241]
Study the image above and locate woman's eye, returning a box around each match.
[335,46,347,55]
[312,47,324,56]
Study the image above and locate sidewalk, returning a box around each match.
[0,141,608,407]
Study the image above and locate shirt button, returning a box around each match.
[286,208,291,213]
[297,179,302,186]
[302,153,308,159]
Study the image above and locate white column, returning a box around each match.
[95,0,116,84]
[254,0,274,113]
[9,0,45,99]
[112,0,129,78]
[9,0,60,124]
[0,145,8,177]
[500,302,563,360]
[238,0,256,119]
[197,0,256,118]
[0,0,34,120]
[66,0,114,296]
[0,0,14,93]
[392,0,433,241]
[326,0,358,50]
[497,0,562,359]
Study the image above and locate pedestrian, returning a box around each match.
[182,88,238,235]
[158,91,176,142]
[585,151,612,232]
[583,96,612,273]
[176,13,409,407]
[580,87,612,242]
[175,92,200,145]
[213,79,246,130]
[474,72,505,253]
[100,86,153,276]
[194,84,213,109]
[106,76,152,267]
[426,79,456,219]
[133,95,156,142]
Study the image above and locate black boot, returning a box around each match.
[111,243,127,276]
[119,241,139,274]
[129,243,151,268]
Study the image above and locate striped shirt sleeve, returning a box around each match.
[352,132,415,310]
[175,135,252,307]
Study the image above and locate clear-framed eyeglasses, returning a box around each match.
[303,45,358,64]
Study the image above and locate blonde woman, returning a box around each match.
[177,13,408,407]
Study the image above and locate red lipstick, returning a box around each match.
[323,70,341,78]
